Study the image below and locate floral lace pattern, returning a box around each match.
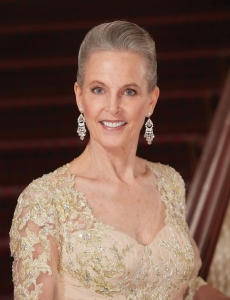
[10,162,206,299]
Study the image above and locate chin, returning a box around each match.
[99,137,130,150]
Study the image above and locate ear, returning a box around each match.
[146,86,160,117]
[74,82,84,113]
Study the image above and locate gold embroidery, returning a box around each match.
[10,161,204,299]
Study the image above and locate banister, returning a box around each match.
[186,68,230,279]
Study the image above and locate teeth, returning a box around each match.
[101,121,126,128]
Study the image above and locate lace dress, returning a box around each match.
[10,161,207,300]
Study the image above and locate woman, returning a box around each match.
[10,21,229,300]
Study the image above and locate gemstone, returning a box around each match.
[22,243,27,251]
[28,271,34,278]
[35,203,41,211]
[84,275,89,281]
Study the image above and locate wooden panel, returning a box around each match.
[186,70,230,279]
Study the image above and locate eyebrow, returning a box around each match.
[89,81,141,89]
[89,80,105,86]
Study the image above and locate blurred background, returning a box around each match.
[0,0,230,298]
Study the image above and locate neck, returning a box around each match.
[75,137,142,184]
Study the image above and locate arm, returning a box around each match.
[184,231,229,300]
[183,228,207,300]
[194,284,230,300]
[10,185,59,300]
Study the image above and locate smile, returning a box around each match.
[100,121,126,128]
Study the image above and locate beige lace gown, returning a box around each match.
[10,161,206,300]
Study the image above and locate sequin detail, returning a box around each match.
[10,162,206,299]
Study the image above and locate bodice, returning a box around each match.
[10,161,206,300]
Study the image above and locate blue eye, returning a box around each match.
[124,89,136,96]
[92,87,104,94]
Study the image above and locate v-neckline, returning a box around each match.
[64,160,169,248]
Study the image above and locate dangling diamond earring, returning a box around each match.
[77,108,87,140]
[144,112,155,145]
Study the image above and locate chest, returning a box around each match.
[59,221,194,300]
[73,179,166,246]
[57,162,193,299]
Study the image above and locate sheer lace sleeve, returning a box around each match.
[173,170,207,299]
[10,178,60,300]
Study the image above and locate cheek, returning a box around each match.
[83,95,102,118]
[127,106,146,130]
[130,100,146,119]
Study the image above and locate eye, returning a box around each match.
[92,87,104,94]
[124,89,136,96]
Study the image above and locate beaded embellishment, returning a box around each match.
[10,162,206,299]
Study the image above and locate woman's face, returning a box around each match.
[75,51,159,150]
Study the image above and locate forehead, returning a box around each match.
[84,51,148,87]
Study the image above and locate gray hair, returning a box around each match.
[77,20,157,92]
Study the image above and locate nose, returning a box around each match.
[107,93,120,115]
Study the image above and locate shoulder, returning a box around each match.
[147,161,187,226]
[17,164,70,212]
[147,161,185,192]
[10,163,73,231]
[10,163,74,255]
[22,163,70,197]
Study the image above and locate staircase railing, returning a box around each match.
[186,69,230,279]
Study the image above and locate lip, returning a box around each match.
[99,120,127,131]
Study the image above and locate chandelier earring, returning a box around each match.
[144,112,155,145]
[77,108,87,140]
